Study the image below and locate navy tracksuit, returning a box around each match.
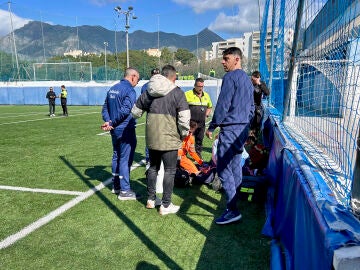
[102,79,137,191]
[208,69,254,211]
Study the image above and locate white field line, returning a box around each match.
[0,185,84,196]
[0,111,99,125]
[0,159,146,250]
[97,131,110,136]
[0,108,98,119]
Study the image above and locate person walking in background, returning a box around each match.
[250,71,270,139]
[140,68,160,167]
[132,65,190,215]
[101,67,140,200]
[46,86,57,117]
[209,68,216,78]
[206,47,254,225]
[185,77,212,157]
[59,85,68,116]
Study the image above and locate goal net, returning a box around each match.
[32,62,93,81]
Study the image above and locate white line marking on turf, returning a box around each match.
[0,185,84,196]
[0,159,146,250]
[97,131,110,136]
[0,111,99,126]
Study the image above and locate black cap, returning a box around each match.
[151,68,160,75]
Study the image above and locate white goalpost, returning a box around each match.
[32,62,93,81]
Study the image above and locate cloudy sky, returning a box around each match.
[0,0,263,39]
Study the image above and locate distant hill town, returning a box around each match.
[0,21,224,60]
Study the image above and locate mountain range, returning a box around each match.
[0,21,224,60]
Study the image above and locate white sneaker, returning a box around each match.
[146,197,162,209]
[159,203,180,215]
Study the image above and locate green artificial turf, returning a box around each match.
[0,105,270,270]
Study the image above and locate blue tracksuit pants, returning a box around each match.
[111,127,136,191]
[216,125,249,211]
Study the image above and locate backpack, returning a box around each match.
[174,168,191,188]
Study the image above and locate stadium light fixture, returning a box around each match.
[114,6,137,68]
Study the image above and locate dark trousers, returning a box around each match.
[147,149,177,207]
[193,120,205,157]
[61,98,68,115]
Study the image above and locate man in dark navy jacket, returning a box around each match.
[101,67,140,200]
[206,47,254,225]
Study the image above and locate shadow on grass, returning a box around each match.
[60,155,270,269]
[173,183,270,269]
[59,155,183,269]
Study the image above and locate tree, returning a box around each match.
[175,48,196,65]
[160,47,173,65]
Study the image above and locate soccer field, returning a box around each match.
[0,105,270,269]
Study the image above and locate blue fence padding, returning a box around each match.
[0,85,219,107]
[270,240,285,270]
[263,106,360,270]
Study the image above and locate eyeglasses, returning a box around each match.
[195,85,204,88]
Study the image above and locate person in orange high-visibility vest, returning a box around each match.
[178,120,204,175]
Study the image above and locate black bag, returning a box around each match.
[238,175,268,203]
[174,168,191,188]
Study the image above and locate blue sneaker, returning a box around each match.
[215,209,242,225]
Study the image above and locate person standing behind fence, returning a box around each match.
[59,85,68,116]
[101,67,140,200]
[185,78,212,157]
[132,64,190,215]
[46,86,57,117]
[250,71,270,139]
[205,47,254,225]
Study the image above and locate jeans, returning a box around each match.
[49,102,55,115]
[147,149,177,207]
[111,127,136,191]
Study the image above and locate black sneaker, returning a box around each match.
[215,209,242,225]
[118,190,140,201]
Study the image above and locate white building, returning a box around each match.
[145,48,161,57]
[207,38,243,60]
[205,28,294,64]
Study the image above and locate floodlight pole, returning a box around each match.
[8,0,20,80]
[114,6,137,68]
[104,42,108,81]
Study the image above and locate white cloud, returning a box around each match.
[209,4,260,35]
[172,0,261,36]
[0,9,32,37]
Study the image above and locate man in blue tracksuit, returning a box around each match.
[101,67,140,200]
[206,47,254,225]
